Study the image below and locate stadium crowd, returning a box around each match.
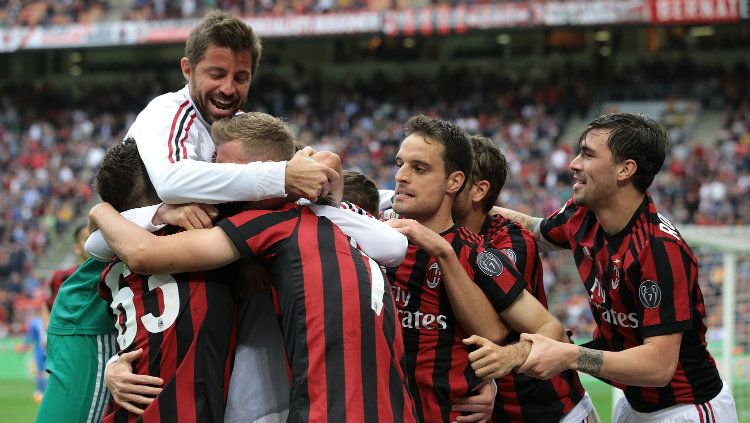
[2,0,543,27]
[0,61,748,340]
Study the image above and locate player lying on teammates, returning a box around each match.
[380,115,572,423]
[90,112,423,423]
[484,113,738,423]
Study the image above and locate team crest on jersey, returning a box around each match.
[426,262,442,289]
[477,250,504,277]
[638,280,661,309]
[501,248,517,264]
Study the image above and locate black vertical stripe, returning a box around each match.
[317,221,346,422]
[432,282,454,423]
[387,248,429,421]
[193,273,234,422]
[143,276,163,380]
[175,281,194,365]
[280,221,311,423]
[382,280,409,423]
[350,245,380,423]
[172,106,194,162]
[158,378,177,423]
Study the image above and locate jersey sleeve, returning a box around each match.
[468,245,528,313]
[217,209,298,262]
[307,203,408,267]
[85,204,165,261]
[129,95,285,204]
[635,237,695,338]
[539,198,578,250]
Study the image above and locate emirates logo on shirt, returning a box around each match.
[426,263,442,289]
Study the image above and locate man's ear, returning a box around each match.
[446,171,466,195]
[472,179,491,204]
[617,159,637,182]
[180,57,192,82]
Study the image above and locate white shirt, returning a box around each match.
[127,85,286,204]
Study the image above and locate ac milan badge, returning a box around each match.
[426,262,442,289]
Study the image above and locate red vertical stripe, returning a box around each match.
[178,113,196,160]
[337,235,365,422]
[371,258,397,422]
[299,220,328,422]
[696,404,705,423]
[166,100,189,164]
[707,401,716,421]
[175,348,196,422]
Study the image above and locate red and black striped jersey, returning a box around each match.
[99,227,236,423]
[47,264,79,311]
[218,203,418,423]
[540,194,722,413]
[385,225,527,423]
[482,215,586,422]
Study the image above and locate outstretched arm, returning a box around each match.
[492,207,560,253]
[89,202,240,275]
[518,332,681,387]
[86,203,219,261]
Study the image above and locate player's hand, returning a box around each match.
[386,219,453,257]
[154,203,218,230]
[451,380,495,423]
[516,333,571,379]
[88,202,115,233]
[463,335,531,380]
[105,348,163,415]
[310,151,343,204]
[285,147,340,201]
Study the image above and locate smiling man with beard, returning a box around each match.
[128,10,337,206]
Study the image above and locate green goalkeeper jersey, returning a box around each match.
[48,258,115,335]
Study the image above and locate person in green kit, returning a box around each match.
[36,173,215,423]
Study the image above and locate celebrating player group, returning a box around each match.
[38,9,738,423]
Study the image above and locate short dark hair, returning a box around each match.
[342,170,380,216]
[185,10,262,78]
[94,139,160,212]
[72,224,88,243]
[404,115,473,194]
[468,135,508,212]
[580,113,669,193]
[212,112,297,162]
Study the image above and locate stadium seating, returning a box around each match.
[0,62,748,341]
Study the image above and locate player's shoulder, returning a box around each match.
[455,225,483,246]
[634,203,696,262]
[223,203,300,227]
[132,87,191,123]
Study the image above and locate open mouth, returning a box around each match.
[209,97,235,112]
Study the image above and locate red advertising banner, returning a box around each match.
[649,0,741,23]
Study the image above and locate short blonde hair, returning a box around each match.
[211,112,297,161]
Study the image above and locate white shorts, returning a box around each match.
[612,381,737,423]
[561,392,601,423]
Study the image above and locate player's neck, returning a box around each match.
[594,188,645,235]
[457,208,486,234]
[418,206,455,234]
